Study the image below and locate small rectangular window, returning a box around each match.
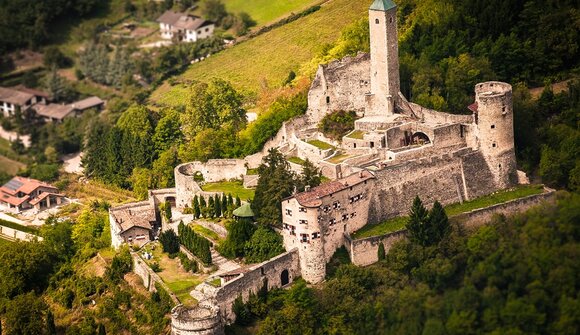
[285,209,292,216]
[300,234,309,243]
[491,124,495,129]
[299,219,308,225]
[299,207,307,213]
[312,232,320,239]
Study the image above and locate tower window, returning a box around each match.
[375,18,379,24]
[492,143,496,148]
[499,164,502,168]
[491,124,495,129]
[389,17,393,23]
[326,96,330,104]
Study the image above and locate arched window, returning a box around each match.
[375,18,379,24]
[326,96,330,104]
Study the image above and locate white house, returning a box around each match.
[156,10,215,43]
[0,87,36,117]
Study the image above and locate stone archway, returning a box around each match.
[281,269,290,286]
[411,132,431,145]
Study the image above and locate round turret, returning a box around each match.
[474,81,517,188]
[171,304,224,335]
[174,163,199,209]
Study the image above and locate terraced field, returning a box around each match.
[224,0,321,26]
[150,0,368,106]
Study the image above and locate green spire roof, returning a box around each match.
[233,203,254,218]
[370,0,396,11]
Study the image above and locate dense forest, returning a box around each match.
[231,192,579,334]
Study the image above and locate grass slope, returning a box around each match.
[201,180,255,201]
[150,0,368,105]
[352,185,546,239]
[224,0,321,26]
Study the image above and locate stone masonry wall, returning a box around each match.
[348,189,556,266]
[214,249,300,323]
[0,225,42,242]
[131,252,180,303]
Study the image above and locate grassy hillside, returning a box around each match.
[150,0,368,106]
[224,0,321,26]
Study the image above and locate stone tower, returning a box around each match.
[367,0,400,116]
[474,81,517,189]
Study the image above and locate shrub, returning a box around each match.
[318,110,357,141]
[159,229,180,254]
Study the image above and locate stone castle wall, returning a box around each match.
[171,304,224,335]
[132,252,180,303]
[348,188,555,266]
[307,53,370,124]
[214,249,300,323]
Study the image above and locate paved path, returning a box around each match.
[62,152,83,174]
[0,127,31,147]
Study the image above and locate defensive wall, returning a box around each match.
[171,304,224,335]
[347,188,556,266]
[213,249,300,322]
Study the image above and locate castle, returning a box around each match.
[109,0,527,333]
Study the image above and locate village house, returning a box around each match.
[33,96,105,123]
[0,176,65,213]
[156,10,215,43]
[109,202,158,248]
[0,87,40,117]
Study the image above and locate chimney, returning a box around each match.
[305,185,311,192]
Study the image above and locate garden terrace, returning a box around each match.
[306,139,334,150]
[141,242,206,307]
[346,130,365,139]
[200,180,255,201]
[326,152,353,164]
[352,184,546,239]
[287,156,306,165]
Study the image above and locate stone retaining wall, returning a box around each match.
[131,252,180,304]
[348,188,556,266]
[0,225,42,242]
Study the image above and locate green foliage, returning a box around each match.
[244,225,284,263]
[178,222,212,265]
[298,158,322,192]
[406,197,451,246]
[252,148,298,226]
[252,192,580,335]
[164,200,172,221]
[2,292,48,335]
[377,242,386,261]
[19,163,60,182]
[219,218,256,259]
[44,66,73,103]
[105,246,132,283]
[159,229,180,254]
[43,46,71,69]
[78,43,132,88]
[177,252,198,273]
[317,110,357,141]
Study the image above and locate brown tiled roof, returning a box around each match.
[70,96,104,111]
[28,192,64,206]
[12,85,50,99]
[293,170,374,207]
[111,203,156,233]
[33,103,74,120]
[0,87,33,106]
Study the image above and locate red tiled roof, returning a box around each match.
[293,170,374,207]
[0,176,57,196]
[0,193,28,206]
[468,102,478,113]
[28,192,64,206]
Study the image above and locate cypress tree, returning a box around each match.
[215,194,222,218]
[164,200,172,221]
[208,197,215,219]
[378,242,386,260]
[193,195,200,219]
[222,193,228,216]
[228,193,234,207]
[235,196,241,207]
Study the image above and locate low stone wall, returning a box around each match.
[194,220,228,239]
[295,135,334,163]
[213,249,300,323]
[0,225,42,242]
[131,252,180,304]
[348,188,556,266]
[410,102,473,124]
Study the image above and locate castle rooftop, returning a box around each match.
[370,0,396,11]
[293,170,374,207]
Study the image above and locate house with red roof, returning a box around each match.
[0,176,65,213]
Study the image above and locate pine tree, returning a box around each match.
[378,242,386,260]
[428,201,450,245]
[235,196,241,207]
[406,196,430,246]
[221,193,228,216]
[44,66,70,102]
[208,197,215,219]
[98,324,106,335]
[300,158,322,191]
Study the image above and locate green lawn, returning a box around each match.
[352,216,407,239]
[224,0,321,26]
[144,243,204,307]
[445,184,545,216]
[326,152,351,164]
[191,224,223,244]
[150,0,368,103]
[347,130,365,139]
[352,184,546,239]
[201,180,255,201]
[287,156,306,165]
[306,139,334,150]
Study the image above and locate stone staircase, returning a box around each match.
[211,248,239,275]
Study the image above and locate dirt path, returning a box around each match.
[529,79,573,99]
